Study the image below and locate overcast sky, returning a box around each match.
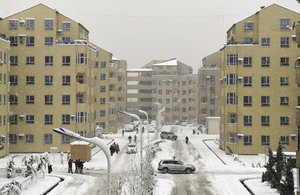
[1,0,300,72]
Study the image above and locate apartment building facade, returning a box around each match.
[0,4,125,153]
[127,59,198,124]
[198,51,221,125]
[218,4,300,154]
[0,37,10,157]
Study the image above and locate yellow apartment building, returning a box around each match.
[0,4,124,153]
[0,36,10,157]
[198,51,221,125]
[217,4,300,154]
[127,58,198,124]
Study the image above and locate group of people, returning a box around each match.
[109,142,120,156]
[68,159,84,174]
[128,135,137,143]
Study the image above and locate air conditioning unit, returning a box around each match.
[18,134,25,137]
[19,19,25,25]
[19,115,26,119]
[19,34,25,43]
[70,114,76,119]
[0,60,3,65]
[238,76,244,80]
[57,29,63,34]
[238,58,243,63]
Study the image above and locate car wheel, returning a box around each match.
[185,168,192,174]
[162,167,168,174]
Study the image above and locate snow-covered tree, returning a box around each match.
[279,157,294,195]
[274,143,285,188]
[263,147,276,188]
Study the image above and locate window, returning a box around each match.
[261,116,270,126]
[76,53,87,64]
[62,56,71,66]
[280,57,289,66]
[44,95,53,105]
[45,114,53,124]
[227,93,237,104]
[62,75,71,86]
[100,61,106,68]
[9,75,18,85]
[100,110,106,116]
[76,112,87,123]
[62,22,71,31]
[261,135,270,146]
[100,98,105,104]
[26,115,34,124]
[244,22,253,31]
[76,93,85,103]
[280,37,289,48]
[25,19,35,30]
[10,56,18,65]
[280,77,289,86]
[280,18,290,30]
[228,113,237,123]
[25,134,34,143]
[243,76,252,87]
[100,74,106,80]
[243,57,252,67]
[44,134,53,144]
[45,56,53,66]
[227,74,237,85]
[26,95,34,104]
[228,132,237,144]
[9,134,17,144]
[261,76,270,87]
[280,97,289,106]
[244,116,252,126]
[227,54,238,66]
[62,135,71,144]
[62,95,70,105]
[62,37,71,44]
[9,95,18,105]
[243,96,252,106]
[244,135,252,145]
[244,37,253,44]
[100,86,106,92]
[280,136,289,145]
[9,115,18,124]
[44,19,53,30]
[261,37,270,46]
[261,96,270,106]
[26,76,35,85]
[62,114,70,125]
[45,75,53,85]
[45,37,53,45]
[261,57,270,67]
[26,56,35,65]
[26,36,35,46]
[9,20,18,29]
[280,116,289,125]
[9,36,18,46]
[76,74,85,84]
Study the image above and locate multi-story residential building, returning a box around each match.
[217,4,300,154]
[0,36,10,157]
[0,4,124,153]
[198,51,221,125]
[127,58,198,124]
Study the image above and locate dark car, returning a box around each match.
[160,131,177,140]
[158,159,196,174]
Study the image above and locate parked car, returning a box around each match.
[160,131,177,140]
[126,143,137,154]
[180,121,187,126]
[124,123,134,132]
[158,159,196,174]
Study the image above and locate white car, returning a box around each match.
[126,143,137,154]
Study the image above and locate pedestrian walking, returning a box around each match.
[185,136,189,144]
[68,159,73,173]
[115,143,120,154]
[122,129,125,137]
[128,135,132,143]
[110,144,115,156]
[134,135,137,143]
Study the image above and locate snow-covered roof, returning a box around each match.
[70,140,90,145]
[153,59,178,66]
[112,56,119,60]
[127,68,152,72]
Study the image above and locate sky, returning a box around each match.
[1,0,300,72]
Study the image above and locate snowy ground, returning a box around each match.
[0,125,285,195]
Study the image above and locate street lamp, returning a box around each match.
[53,127,111,195]
[138,109,149,144]
[118,110,143,174]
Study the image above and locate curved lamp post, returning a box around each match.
[53,127,111,195]
[118,110,143,174]
[138,109,149,144]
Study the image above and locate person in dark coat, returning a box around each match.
[115,143,120,154]
[128,135,132,143]
[68,159,73,173]
[185,136,189,144]
[110,144,115,156]
[134,135,137,143]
